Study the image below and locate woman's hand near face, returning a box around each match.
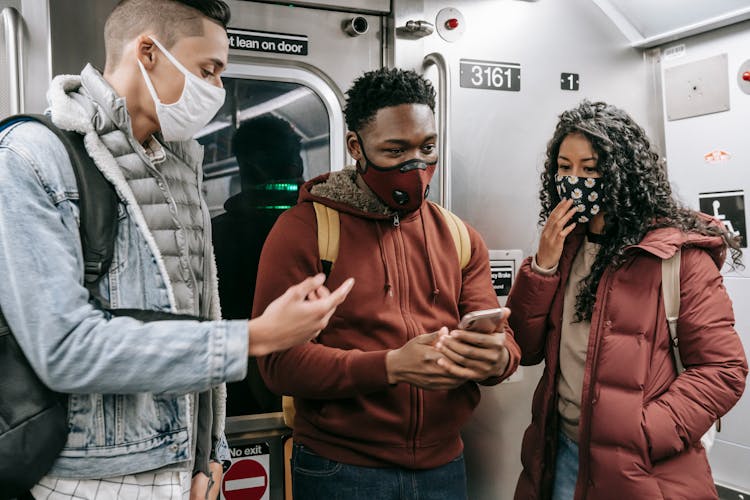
[536,199,578,269]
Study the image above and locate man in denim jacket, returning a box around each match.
[0,1,353,498]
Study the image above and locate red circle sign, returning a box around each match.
[222,458,269,500]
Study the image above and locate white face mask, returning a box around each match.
[137,36,225,142]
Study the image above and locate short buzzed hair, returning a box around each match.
[104,0,231,68]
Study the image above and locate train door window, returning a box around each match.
[198,67,344,417]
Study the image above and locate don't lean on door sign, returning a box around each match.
[698,190,746,248]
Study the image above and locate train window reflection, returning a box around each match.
[199,77,331,417]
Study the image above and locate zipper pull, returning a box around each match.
[392,213,400,227]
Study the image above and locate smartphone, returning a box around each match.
[457,308,506,333]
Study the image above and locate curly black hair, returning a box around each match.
[539,100,742,322]
[344,68,436,132]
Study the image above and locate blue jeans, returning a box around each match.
[552,432,580,500]
[292,444,468,500]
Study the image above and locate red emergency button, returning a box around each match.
[445,18,459,30]
[743,71,750,82]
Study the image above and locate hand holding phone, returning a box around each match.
[457,307,506,334]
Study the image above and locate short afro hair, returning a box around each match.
[344,68,436,133]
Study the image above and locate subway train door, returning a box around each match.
[194,2,387,499]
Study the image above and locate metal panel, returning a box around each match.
[391,1,659,498]
[0,5,12,117]
[48,0,114,76]
[664,54,730,121]
[225,1,382,106]
[11,0,383,116]
[658,19,750,493]
[0,2,22,117]
[258,0,389,14]
[592,0,750,48]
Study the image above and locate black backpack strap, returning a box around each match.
[1,116,204,322]
[0,114,118,286]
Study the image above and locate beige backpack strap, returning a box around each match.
[662,249,684,373]
[281,203,340,430]
[433,202,471,270]
[281,395,296,428]
[313,202,340,276]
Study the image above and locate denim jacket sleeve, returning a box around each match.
[0,127,248,394]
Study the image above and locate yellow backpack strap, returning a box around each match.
[281,395,296,428]
[433,202,471,269]
[282,203,340,430]
[313,202,340,276]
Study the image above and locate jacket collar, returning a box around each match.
[47,64,202,169]
[304,166,396,219]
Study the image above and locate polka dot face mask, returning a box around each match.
[554,175,602,224]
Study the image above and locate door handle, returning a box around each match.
[2,7,23,114]
[423,52,451,209]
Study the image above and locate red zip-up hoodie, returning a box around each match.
[254,169,520,469]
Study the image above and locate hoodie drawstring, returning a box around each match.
[375,222,393,297]
[420,208,440,302]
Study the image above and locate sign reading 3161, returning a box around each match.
[460,59,521,91]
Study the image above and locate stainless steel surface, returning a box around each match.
[342,16,369,37]
[657,18,750,493]
[423,52,451,209]
[716,483,750,500]
[392,1,659,498]
[225,1,383,114]
[2,6,22,114]
[398,19,435,38]
[48,0,114,76]
[644,47,667,157]
[592,0,750,48]
[737,59,750,95]
[8,0,383,117]
[18,0,52,113]
[664,53,730,121]
[435,7,465,43]
[225,413,287,435]
[257,0,389,14]
[13,0,116,114]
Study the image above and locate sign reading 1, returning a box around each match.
[561,72,580,91]
[460,59,521,91]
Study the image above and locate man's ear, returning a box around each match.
[346,131,362,162]
[135,35,157,70]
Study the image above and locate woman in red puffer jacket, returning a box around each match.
[507,100,747,500]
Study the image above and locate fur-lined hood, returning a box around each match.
[304,166,396,218]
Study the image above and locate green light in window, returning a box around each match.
[257,183,298,192]
[258,205,294,210]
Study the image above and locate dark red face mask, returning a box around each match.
[356,135,438,213]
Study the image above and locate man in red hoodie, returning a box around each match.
[254,68,521,499]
